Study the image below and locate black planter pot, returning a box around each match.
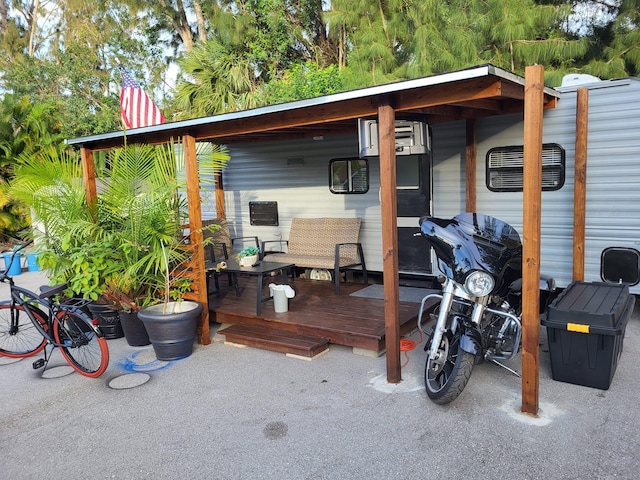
[87,303,125,340]
[118,311,151,346]
[137,301,203,360]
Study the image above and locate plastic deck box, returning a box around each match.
[542,281,635,390]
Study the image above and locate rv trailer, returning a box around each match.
[206,77,640,293]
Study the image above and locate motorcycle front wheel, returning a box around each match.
[425,329,475,404]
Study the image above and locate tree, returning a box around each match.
[174,38,262,117]
[326,0,409,87]
[580,0,640,77]
[477,0,589,84]
[262,61,342,104]
[173,0,322,116]
[0,94,65,239]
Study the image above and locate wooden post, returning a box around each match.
[465,119,477,213]
[80,147,98,222]
[215,171,226,219]
[379,100,401,383]
[573,88,589,281]
[183,134,211,345]
[521,65,544,415]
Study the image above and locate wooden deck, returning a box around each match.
[208,275,437,355]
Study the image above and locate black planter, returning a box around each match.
[87,303,125,340]
[137,301,203,360]
[118,311,151,346]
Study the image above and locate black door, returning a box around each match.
[396,154,432,274]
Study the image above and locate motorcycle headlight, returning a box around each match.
[465,271,495,297]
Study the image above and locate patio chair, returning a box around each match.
[202,218,259,296]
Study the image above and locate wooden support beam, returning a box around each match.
[215,171,226,219]
[573,88,589,281]
[379,100,401,384]
[465,119,477,212]
[183,134,211,345]
[80,147,98,222]
[521,65,544,415]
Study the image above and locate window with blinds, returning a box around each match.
[486,143,565,192]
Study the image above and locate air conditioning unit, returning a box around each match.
[358,119,429,157]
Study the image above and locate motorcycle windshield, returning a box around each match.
[419,213,522,284]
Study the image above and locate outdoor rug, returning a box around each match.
[350,284,440,303]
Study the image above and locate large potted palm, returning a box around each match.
[102,141,228,359]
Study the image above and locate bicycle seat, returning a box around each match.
[39,283,67,299]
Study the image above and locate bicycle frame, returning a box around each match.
[1,242,109,377]
[8,284,63,347]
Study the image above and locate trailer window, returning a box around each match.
[486,143,565,192]
[329,158,369,194]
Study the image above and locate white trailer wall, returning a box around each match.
[218,135,387,272]
[216,78,639,290]
[433,78,640,292]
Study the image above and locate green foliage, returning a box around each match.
[8,141,229,305]
[173,0,337,116]
[262,62,343,104]
[174,40,261,116]
[0,92,68,239]
[40,237,120,301]
[97,143,189,306]
[0,0,638,140]
[236,246,260,260]
[8,149,101,296]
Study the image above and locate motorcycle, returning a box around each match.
[417,213,555,404]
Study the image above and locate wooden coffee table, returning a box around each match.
[213,259,295,316]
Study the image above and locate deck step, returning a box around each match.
[219,324,330,358]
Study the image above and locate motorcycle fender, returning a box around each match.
[460,326,482,356]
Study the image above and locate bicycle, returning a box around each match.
[0,241,109,377]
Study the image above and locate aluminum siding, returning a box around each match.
[433,79,640,292]
[220,135,387,272]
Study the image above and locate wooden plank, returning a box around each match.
[80,147,98,222]
[573,88,589,281]
[395,78,506,113]
[378,101,401,382]
[465,119,477,213]
[183,134,210,345]
[211,278,425,353]
[219,324,329,357]
[521,65,544,415]
[214,171,226,219]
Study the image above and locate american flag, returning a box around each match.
[118,64,165,129]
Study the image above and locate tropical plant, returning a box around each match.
[236,246,260,261]
[7,148,97,292]
[94,140,230,309]
[7,140,230,306]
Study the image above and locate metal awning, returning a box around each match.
[66,64,559,150]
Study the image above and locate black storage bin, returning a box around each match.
[542,281,635,390]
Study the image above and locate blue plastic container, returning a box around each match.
[2,252,22,276]
[26,253,40,272]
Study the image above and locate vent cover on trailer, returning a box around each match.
[600,247,640,286]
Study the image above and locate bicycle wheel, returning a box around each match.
[0,304,48,358]
[54,309,109,377]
